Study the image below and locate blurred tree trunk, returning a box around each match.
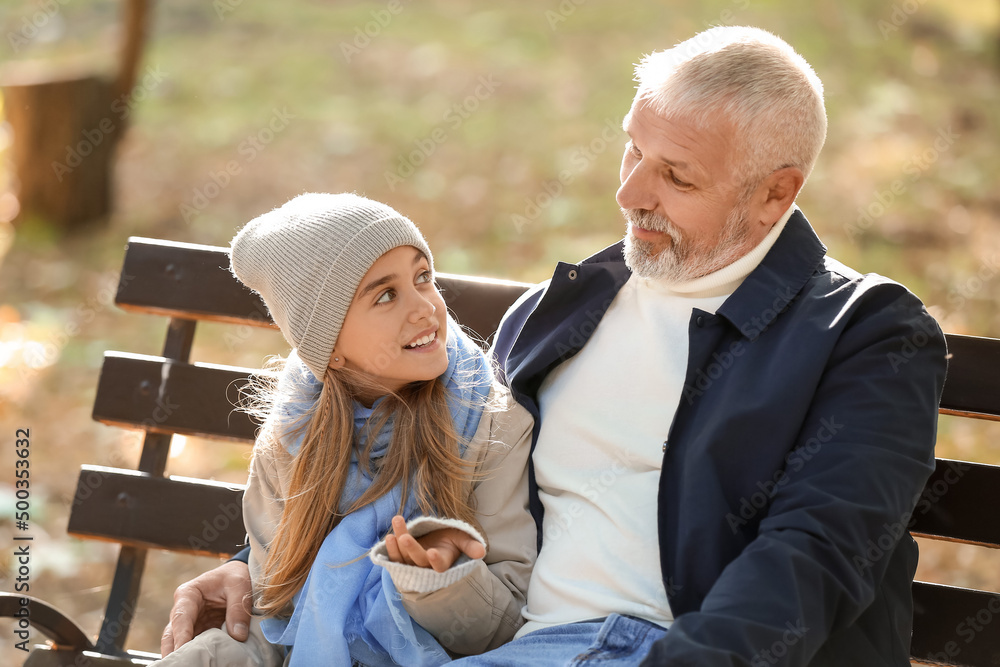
[1,0,151,231]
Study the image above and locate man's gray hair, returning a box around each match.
[630,26,827,188]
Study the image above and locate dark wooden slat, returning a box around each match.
[115,237,532,342]
[941,333,1000,420]
[117,237,273,327]
[67,466,246,557]
[910,458,1000,549]
[437,274,530,345]
[92,352,262,442]
[911,581,1000,666]
[101,325,1000,453]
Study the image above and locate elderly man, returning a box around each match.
[163,26,946,666]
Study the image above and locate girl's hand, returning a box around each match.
[384,515,486,572]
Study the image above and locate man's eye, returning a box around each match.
[628,142,642,158]
[670,173,692,189]
[376,289,395,304]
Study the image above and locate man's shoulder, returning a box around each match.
[809,254,920,303]
[798,255,942,351]
[764,209,920,303]
[817,255,863,283]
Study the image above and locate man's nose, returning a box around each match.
[616,163,658,212]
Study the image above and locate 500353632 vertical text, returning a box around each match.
[13,427,33,651]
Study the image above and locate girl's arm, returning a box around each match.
[370,386,536,655]
[242,434,289,598]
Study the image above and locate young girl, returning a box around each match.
[157,193,534,666]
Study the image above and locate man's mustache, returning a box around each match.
[622,208,682,241]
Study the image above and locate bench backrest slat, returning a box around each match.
[92,352,260,442]
[68,466,246,557]
[911,581,1000,665]
[116,238,271,326]
[434,275,531,348]
[939,333,1000,421]
[909,458,1000,548]
[115,237,533,342]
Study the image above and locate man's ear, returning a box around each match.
[329,352,346,369]
[759,167,804,224]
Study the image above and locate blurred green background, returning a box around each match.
[0,0,998,660]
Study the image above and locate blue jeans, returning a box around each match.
[449,614,668,666]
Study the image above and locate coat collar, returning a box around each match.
[507,209,828,392]
[569,209,828,340]
[715,209,827,340]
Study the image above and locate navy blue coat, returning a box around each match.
[492,210,948,666]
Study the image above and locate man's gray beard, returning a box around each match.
[622,204,754,283]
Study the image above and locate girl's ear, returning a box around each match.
[329,352,346,370]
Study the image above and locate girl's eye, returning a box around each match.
[416,270,432,284]
[375,289,396,305]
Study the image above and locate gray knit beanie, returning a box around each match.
[230,192,434,381]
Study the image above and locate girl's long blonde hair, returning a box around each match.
[244,356,484,617]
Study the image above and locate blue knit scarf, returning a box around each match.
[259,317,492,666]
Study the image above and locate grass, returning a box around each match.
[0,0,999,659]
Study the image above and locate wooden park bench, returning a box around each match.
[1,236,999,665]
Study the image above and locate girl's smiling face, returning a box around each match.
[330,246,448,394]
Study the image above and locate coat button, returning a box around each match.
[662,441,668,453]
[567,269,578,280]
[696,315,705,327]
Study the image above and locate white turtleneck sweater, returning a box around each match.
[517,205,796,637]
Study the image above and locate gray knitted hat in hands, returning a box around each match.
[229,192,434,381]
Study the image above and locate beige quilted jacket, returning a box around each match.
[242,382,536,657]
